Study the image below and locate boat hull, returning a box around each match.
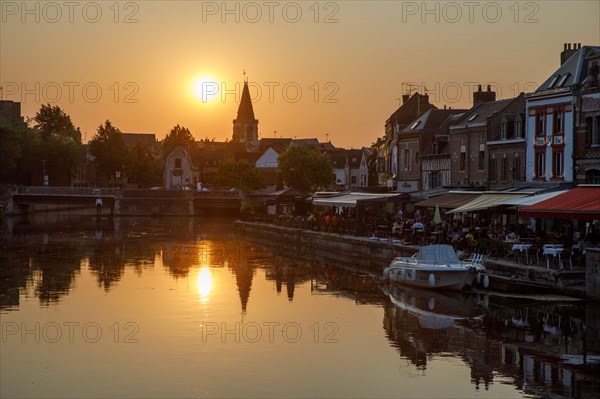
[387,261,475,291]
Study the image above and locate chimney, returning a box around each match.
[561,42,580,65]
[402,94,410,104]
[473,84,496,104]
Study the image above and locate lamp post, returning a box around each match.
[42,159,48,186]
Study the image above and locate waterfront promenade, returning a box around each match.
[234,220,590,299]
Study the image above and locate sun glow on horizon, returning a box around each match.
[191,76,221,104]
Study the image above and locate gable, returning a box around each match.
[256,147,280,168]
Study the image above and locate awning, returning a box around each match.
[415,192,480,209]
[519,186,600,219]
[494,190,569,207]
[448,193,531,214]
[312,192,402,208]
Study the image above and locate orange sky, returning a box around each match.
[1,1,599,148]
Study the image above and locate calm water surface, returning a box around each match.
[1,216,599,398]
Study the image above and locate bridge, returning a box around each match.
[5,186,241,217]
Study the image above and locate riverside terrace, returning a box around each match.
[235,220,592,299]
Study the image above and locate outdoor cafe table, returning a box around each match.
[512,243,532,264]
[543,244,564,269]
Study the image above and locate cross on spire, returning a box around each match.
[243,69,247,83]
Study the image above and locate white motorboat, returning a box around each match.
[383,244,483,291]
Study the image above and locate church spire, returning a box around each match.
[236,80,255,121]
[232,71,259,149]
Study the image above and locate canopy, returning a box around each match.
[447,193,531,214]
[519,186,600,219]
[312,192,401,208]
[494,190,569,207]
[415,192,480,209]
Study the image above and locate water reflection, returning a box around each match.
[196,267,213,301]
[1,215,599,398]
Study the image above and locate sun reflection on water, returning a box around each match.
[196,267,213,302]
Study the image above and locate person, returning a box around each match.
[95,197,103,215]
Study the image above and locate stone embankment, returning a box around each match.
[235,221,591,299]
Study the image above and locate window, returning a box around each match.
[500,122,507,140]
[557,73,570,87]
[403,148,412,171]
[410,120,421,130]
[586,169,600,184]
[501,158,509,181]
[537,114,545,135]
[489,158,497,182]
[478,150,485,170]
[351,176,357,184]
[535,152,545,178]
[460,152,466,171]
[175,158,182,168]
[548,75,560,89]
[553,151,563,178]
[589,116,600,146]
[514,157,522,181]
[515,118,522,138]
[430,171,441,188]
[554,111,564,134]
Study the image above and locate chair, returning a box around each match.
[558,249,572,271]
[526,245,540,266]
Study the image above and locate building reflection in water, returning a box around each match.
[1,216,599,398]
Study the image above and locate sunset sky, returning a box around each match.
[1,1,599,148]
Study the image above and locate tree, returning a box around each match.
[0,125,22,182]
[126,141,163,188]
[33,103,81,142]
[89,120,128,181]
[162,125,195,159]
[208,159,265,190]
[28,104,84,186]
[278,145,334,191]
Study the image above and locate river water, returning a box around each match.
[1,216,599,398]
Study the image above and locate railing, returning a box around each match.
[15,186,118,196]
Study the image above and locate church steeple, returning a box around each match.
[232,72,259,150]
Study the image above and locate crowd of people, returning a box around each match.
[246,205,600,266]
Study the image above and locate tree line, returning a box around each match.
[1,104,336,191]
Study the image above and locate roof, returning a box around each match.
[519,186,600,219]
[400,109,466,134]
[313,192,402,208]
[258,138,292,154]
[195,149,225,162]
[386,93,437,128]
[447,193,532,214]
[450,99,513,129]
[235,81,256,121]
[415,192,480,209]
[536,46,600,93]
[122,133,156,150]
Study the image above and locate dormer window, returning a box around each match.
[515,117,522,139]
[548,75,560,89]
[501,120,507,140]
[557,73,570,88]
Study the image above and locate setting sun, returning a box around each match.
[192,76,221,103]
